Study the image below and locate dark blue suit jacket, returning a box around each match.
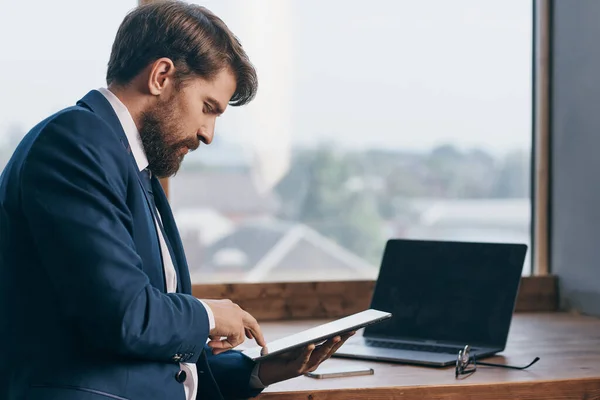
[0,90,261,400]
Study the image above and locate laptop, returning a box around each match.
[333,239,528,367]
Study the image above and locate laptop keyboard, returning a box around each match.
[365,339,461,354]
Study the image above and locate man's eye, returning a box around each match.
[204,103,213,113]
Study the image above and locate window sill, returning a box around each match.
[192,276,557,321]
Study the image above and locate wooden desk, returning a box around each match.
[254,313,600,399]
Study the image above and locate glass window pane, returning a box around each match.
[172,0,532,283]
[0,0,137,171]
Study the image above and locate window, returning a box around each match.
[0,0,137,171]
[170,0,533,284]
[1,0,533,285]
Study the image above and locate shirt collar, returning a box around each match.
[97,87,149,172]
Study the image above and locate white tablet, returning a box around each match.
[242,309,392,361]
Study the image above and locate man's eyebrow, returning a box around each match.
[206,97,225,115]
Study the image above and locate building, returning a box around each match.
[185,219,379,283]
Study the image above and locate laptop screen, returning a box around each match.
[364,239,527,348]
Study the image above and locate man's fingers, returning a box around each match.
[277,345,306,362]
[317,337,340,357]
[325,336,348,359]
[207,333,242,348]
[210,335,243,354]
[207,339,234,352]
[243,311,266,347]
[295,344,315,372]
[306,337,341,371]
[207,329,244,352]
[334,332,355,349]
[322,331,354,359]
[306,334,350,371]
[243,319,265,347]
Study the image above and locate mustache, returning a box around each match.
[172,136,201,152]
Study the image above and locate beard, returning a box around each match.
[139,95,199,178]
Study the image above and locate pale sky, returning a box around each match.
[0,0,531,156]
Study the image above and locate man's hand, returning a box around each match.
[257,332,355,386]
[201,299,266,354]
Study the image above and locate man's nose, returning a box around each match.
[202,118,216,144]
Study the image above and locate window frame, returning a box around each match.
[143,0,555,320]
[532,0,551,276]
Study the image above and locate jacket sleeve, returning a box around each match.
[20,109,209,364]
[202,345,264,400]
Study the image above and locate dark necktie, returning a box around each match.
[140,168,158,214]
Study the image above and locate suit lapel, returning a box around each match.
[151,176,192,294]
[76,90,169,292]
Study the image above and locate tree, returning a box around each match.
[492,150,530,198]
[275,145,384,263]
[333,190,385,263]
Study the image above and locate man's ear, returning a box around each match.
[147,57,176,96]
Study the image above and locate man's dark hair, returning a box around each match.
[106,1,257,106]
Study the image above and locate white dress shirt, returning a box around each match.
[97,88,264,399]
